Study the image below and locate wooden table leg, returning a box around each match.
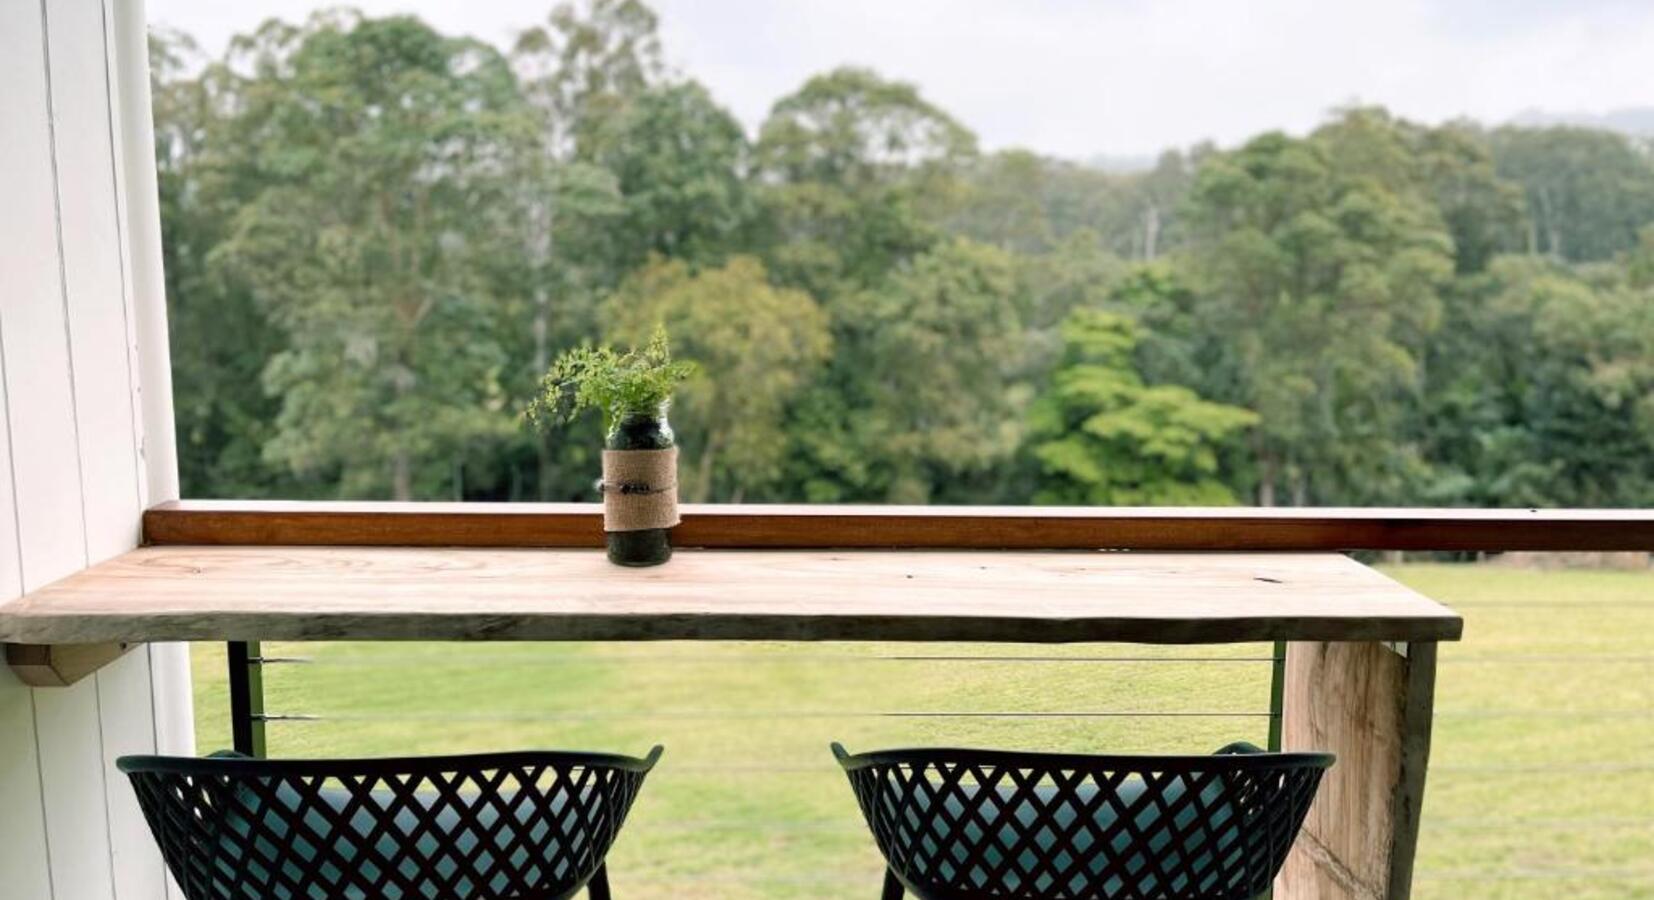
[1275,641,1438,900]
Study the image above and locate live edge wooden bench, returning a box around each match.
[0,545,1461,899]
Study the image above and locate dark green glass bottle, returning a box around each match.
[604,406,674,566]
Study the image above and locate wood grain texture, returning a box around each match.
[1275,641,1438,900]
[0,547,1461,645]
[143,500,1654,551]
[1387,642,1438,899]
[5,642,133,687]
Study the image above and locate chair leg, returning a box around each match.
[881,868,904,899]
[588,863,612,900]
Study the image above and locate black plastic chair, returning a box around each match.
[833,742,1332,900]
[118,746,663,900]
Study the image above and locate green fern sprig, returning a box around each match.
[526,327,695,433]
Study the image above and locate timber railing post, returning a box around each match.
[1275,640,1439,900]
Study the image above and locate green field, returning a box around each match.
[190,564,1654,898]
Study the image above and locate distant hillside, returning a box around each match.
[1510,106,1654,137]
[1083,153,1157,174]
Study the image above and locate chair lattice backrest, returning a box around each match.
[118,747,662,900]
[834,743,1332,900]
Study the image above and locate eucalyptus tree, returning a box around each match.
[586,81,756,272]
[1014,230,1127,372]
[950,150,1060,254]
[1425,254,1654,506]
[1412,122,1527,274]
[754,66,978,297]
[207,13,535,499]
[513,0,663,161]
[951,149,1201,265]
[1183,108,1454,505]
[151,30,294,497]
[795,238,1028,503]
[752,69,1010,502]
[1490,126,1654,262]
[1125,150,1197,261]
[606,256,831,501]
[508,0,664,495]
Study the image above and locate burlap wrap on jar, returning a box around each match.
[600,447,681,532]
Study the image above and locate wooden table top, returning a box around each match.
[0,546,1462,645]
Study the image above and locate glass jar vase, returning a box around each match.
[603,406,675,566]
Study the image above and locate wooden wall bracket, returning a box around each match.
[5,641,136,687]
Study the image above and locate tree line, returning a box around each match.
[153,1,1654,507]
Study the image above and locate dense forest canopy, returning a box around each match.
[153,2,1654,507]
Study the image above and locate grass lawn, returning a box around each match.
[190,563,1654,898]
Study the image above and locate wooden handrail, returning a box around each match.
[143,501,1654,551]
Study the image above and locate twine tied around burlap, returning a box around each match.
[600,448,681,532]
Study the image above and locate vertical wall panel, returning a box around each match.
[0,0,90,593]
[99,648,167,899]
[21,3,120,893]
[49,4,166,894]
[33,681,118,899]
[0,282,24,612]
[1,0,179,897]
[0,333,52,900]
[52,0,145,562]
[0,666,53,898]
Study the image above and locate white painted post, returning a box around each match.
[109,0,194,765]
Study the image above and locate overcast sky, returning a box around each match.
[147,0,1654,159]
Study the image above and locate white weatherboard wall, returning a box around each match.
[1,1,192,898]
